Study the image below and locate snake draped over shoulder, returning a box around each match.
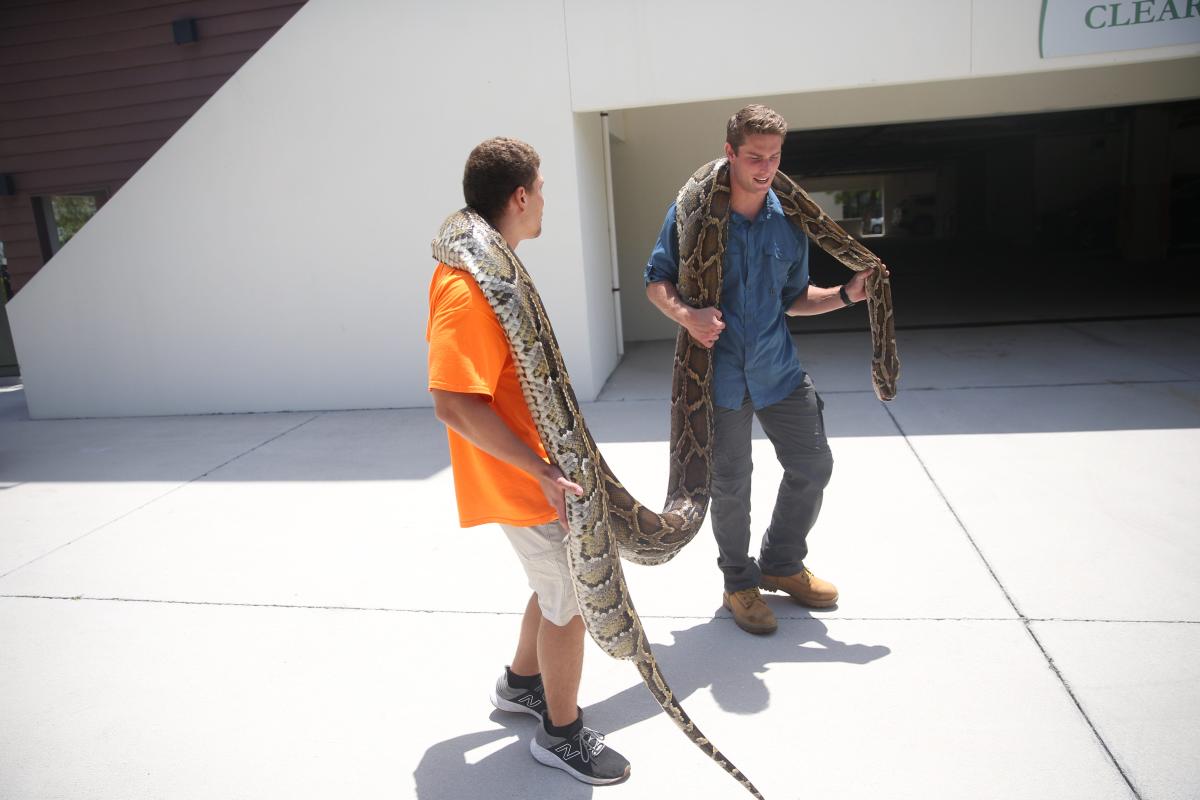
[679,159,899,400]
[430,160,897,800]
[431,208,762,799]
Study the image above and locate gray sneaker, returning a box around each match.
[489,669,545,721]
[530,720,630,785]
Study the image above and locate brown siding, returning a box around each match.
[0,96,208,139]
[0,0,307,295]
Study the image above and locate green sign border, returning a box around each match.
[1039,0,1049,58]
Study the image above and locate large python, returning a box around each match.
[431,159,898,800]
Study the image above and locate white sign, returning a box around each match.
[1041,0,1200,57]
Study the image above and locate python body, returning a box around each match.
[431,159,897,800]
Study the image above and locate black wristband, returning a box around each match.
[838,285,855,306]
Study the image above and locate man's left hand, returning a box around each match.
[845,263,890,303]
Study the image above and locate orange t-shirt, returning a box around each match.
[426,262,557,528]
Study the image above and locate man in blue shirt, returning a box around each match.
[645,105,873,635]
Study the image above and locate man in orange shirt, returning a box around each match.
[427,137,630,786]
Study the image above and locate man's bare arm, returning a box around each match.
[645,280,725,348]
[785,284,844,317]
[432,389,581,528]
[786,265,887,317]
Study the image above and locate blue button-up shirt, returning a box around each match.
[644,189,810,411]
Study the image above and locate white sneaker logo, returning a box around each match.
[518,694,539,708]
[553,741,583,761]
[552,730,604,764]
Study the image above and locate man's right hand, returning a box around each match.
[685,306,725,349]
[433,389,584,532]
[537,463,584,532]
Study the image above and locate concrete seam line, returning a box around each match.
[0,412,324,582]
[2,596,1195,627]
[882,402,1144,800]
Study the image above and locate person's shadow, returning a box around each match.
[412,612,889,798]
[411,712,595,800]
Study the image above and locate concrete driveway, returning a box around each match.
[2,317,1198,800]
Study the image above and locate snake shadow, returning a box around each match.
[581,613,891,736]
[412,615,888,799]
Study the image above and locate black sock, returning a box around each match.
[505,665,541,690]
[544,708,583,738]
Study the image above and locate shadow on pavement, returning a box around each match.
[584,615,890,733]
[413,615,888,799]
[413,713,597,800]
[5,320,1196,486]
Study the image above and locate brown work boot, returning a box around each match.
[721,587,778,635]
[761,568,839,608]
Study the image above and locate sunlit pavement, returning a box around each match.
[2,317,1197,800]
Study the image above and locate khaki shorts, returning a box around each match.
[500,521,580,627]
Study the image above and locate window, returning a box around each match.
[803,181,885,238]
[800,169,942,239]
[0,240,9,301]
[33,191,107,260]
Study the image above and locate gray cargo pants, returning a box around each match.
[711,374,834,592]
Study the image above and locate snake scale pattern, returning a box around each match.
[431,158,898,799]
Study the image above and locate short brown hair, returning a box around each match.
[462,137,541,225]
[726,105,788,152]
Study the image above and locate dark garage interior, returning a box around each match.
[784,99,1200,333]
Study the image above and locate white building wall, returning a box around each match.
[564,0,1200,112]
[570,114,621,397]
[9,0,1200,413]
[9,0,620,418]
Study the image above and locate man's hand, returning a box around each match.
[844,264,891,303]
[684,306,725,349]
[646,281,724,348]
[536,463,584,532]
[433,389,582,529]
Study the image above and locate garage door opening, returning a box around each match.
[785,99,1200,332]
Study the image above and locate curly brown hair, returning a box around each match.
[462,137,541,225]
[726,105,788,152]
